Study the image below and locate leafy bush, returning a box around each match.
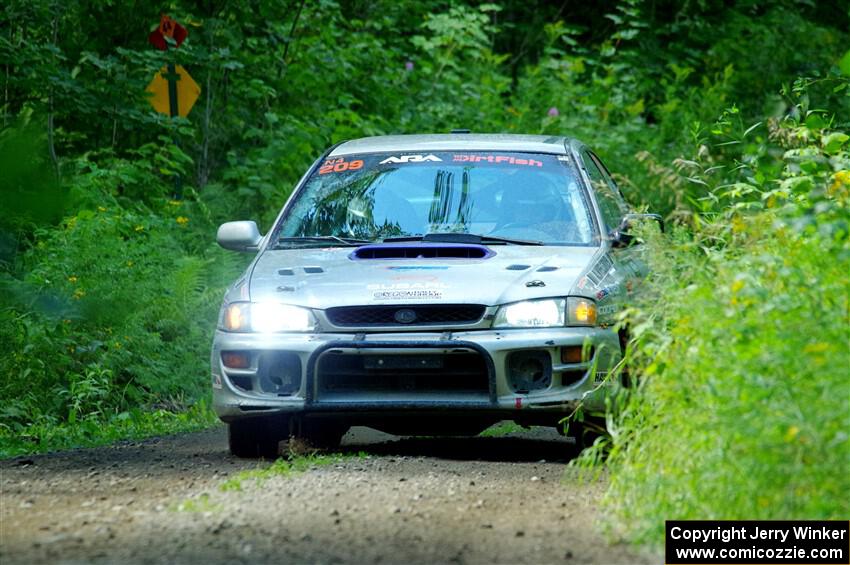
[590,94,850,545]
[0,151,244,452]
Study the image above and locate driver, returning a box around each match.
[493,172,578,240]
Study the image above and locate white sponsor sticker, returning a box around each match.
[368,281,448,300]
[373,290,442,300]
[379,154,443,165]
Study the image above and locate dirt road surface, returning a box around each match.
[1,425,654,564]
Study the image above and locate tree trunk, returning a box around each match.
[47,13,59,179]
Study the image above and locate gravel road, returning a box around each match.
[1,424,654,564]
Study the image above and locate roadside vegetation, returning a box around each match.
[1,0,847,549]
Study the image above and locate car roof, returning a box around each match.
[329,134,579,156]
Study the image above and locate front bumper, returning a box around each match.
[210,327,621,421]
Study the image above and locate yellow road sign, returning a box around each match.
[146,65,200,118]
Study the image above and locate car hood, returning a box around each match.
[249,244,600,309]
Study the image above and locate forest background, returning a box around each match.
[1,0,848,547]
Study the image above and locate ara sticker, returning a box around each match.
[452,154,543,167]
[319,157,364,175]
[379,154,443,165]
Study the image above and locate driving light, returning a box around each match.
[567,297,597,326]
[222,302,316,332]
[493,299,565,328]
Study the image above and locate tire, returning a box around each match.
[573,415,608,450]
[228,416,287,459]
[558,415,608,450]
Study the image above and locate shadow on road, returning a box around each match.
[339,427,580,463]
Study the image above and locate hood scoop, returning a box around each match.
[351,242,493,260]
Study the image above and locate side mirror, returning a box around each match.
[611,213,664,248]
[217,221,262,252]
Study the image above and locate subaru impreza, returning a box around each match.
[211,133,660,457]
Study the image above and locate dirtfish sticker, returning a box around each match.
[368,281,448,300]
[379,154,443,165]
[452,154,543,167]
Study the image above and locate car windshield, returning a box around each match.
[275,151,597,246]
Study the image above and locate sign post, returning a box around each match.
[146,14,199,199]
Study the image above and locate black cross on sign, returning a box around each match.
[161,64,181,118]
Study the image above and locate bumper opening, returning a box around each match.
[316,350,490,399]
[506,350,553,393]
[258,352,302,395]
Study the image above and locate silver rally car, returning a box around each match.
[212,133,661,457]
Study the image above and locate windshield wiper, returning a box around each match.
[383,233,544,246]
[275,236,372,249]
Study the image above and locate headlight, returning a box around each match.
[493,297,597,328]
[493,299,565,328]
[221,302,317,332]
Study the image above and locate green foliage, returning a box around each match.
[479,421,524,437]
[0,151,244,451]
[1,2,848,548]
[579,91,850,545]
[0,400,217,458]
[219,452,365,492]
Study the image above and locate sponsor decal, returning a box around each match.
[373,290,442,300]
[368,281,448,301]
[318,157,364,175]
[596,288,610,300]
[452,154,543,167]
[598,304,619,315]
[391,274,440,282]
[379,154,443,165]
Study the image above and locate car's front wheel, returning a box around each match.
[228,416,288,459]
[570,415,608,451]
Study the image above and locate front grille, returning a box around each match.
[316,351,489,397]
[325,304,486,327]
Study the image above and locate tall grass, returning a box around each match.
[590,113,850,546]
